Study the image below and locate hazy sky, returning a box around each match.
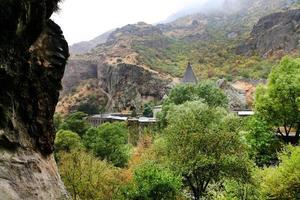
[51,0,208,45]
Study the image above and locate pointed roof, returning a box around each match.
[182,62,198,84]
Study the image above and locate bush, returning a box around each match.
[59,112,91,137]
[54,130,83,153]
[258,146,300,200]
[83,122,130,167]
[58,150,127,200]
[244,116,282,167]
[125,162,182,200]
[143,103,153,117]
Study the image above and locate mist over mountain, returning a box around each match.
[164,0,245,22]
[62,0,300,115]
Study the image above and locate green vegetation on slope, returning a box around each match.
[133,0,300,80]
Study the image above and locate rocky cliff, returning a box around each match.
[58,22,175,114]
[0,1,69,199]
[237,9,300,57]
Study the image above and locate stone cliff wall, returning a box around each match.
[97,63,172,111]
[237,9,300,57]
[60,60,173,113]
[0,1,69,199]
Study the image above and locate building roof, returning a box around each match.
[138,117,156,123]
[182,62,198,84]
[237,111,255,116]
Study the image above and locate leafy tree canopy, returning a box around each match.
[162,101,252,199]
[244,116,283,167]
[166,81,228,108]
[257,145,300,200]
[58,150,127,200]
[143,103,154,118]
[83,122,129,167]
[125,161,182,200]
[158,81,228,129]
[59,112,91,137]
[255,57,300,142]
[54,130,83,153]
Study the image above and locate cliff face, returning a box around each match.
[59,56,173,114]
[59,22,174,114]
[0,1,69,199]
[97,63,172,111]
[237,9,300,57]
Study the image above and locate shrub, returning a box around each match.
[58,150,127,200]
[125,162,182,200]
[59,112,90,137]
[258,146,300,200]
[54,130,83,153]
[83,122,130,167]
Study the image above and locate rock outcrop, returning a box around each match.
[59,22,174,114]
[0,1,69,199]
[97,63,173,111]
[217,79,248,110]
[237,9,300,57]
[60,57,173,113]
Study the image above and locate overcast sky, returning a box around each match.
[51,0,208,45]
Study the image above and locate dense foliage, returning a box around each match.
[59,112,91,137]
[258,146,300,200]
[58,150,128,200]
[54,57,300,200]
[244,116,282,167]
[125,162,182,200]
[162,101,251,199]
[255,57,300,143]
[83,122,129,167]
[54,130,83,152]
[143,103,154,117]
[158,81,228,129]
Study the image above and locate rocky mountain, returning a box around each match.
[237,9,300,57]
[69,30,113,54]
[58,0,300,115]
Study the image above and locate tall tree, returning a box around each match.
[255,57,300,143]
[163,101,251,200]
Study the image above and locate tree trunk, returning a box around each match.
[0,1,69,199]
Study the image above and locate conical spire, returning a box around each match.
[182,62,197,84]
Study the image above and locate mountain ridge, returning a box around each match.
[58,0,300,115]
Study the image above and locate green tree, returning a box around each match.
[54,130,83,153]
[166,81,228,107]
[258,145,300,200]
[163,101,252,200]
[143,103,154,117]
[158,81,228,129]
[58,150,127,200]
[126,161,182,200]
[244,116,282,167]
[83,122,129,167]
[77,102,99,116]
[193,81,228,108]
[255,57,300,143]
[59,112,91,137]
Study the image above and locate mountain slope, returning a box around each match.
[58,0,300,114]
[69,30,113,54]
